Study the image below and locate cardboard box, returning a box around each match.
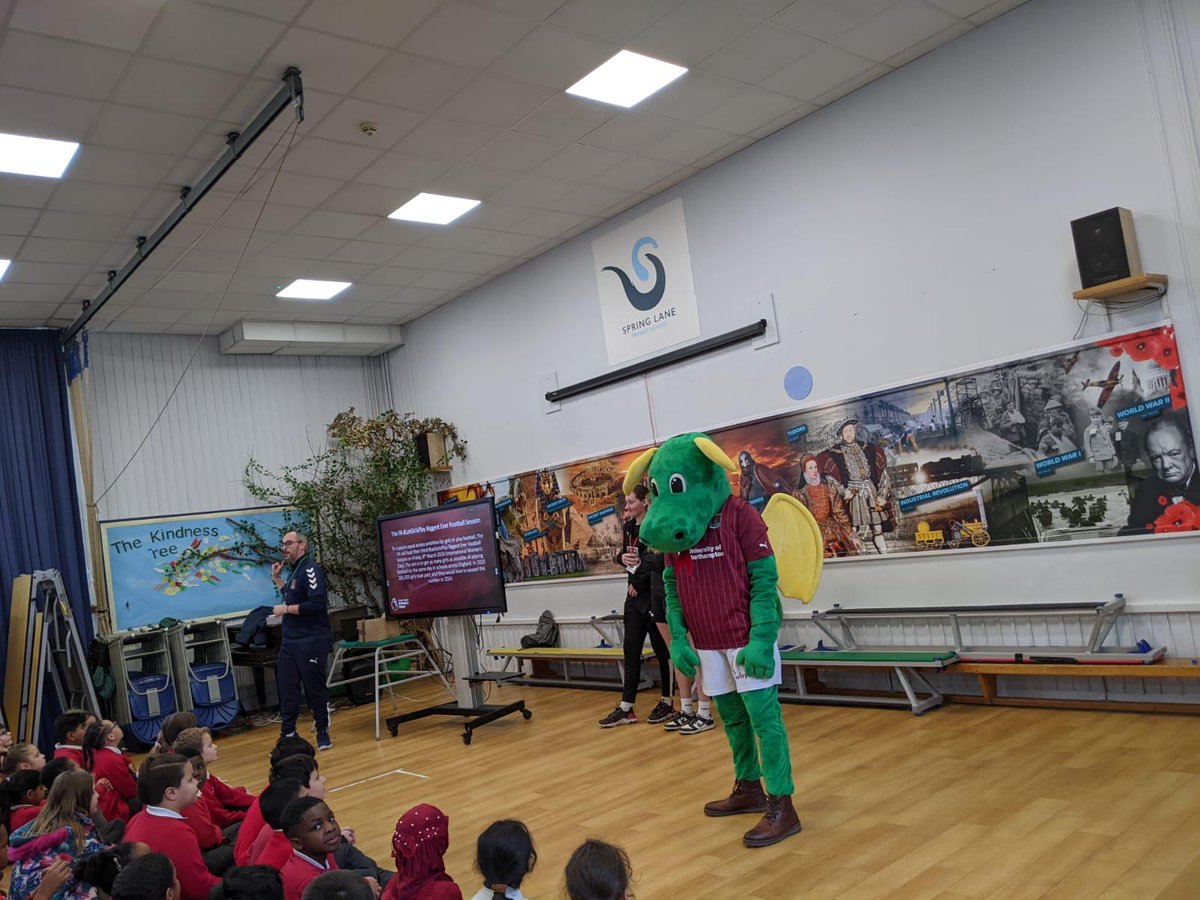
[357,616,402,642]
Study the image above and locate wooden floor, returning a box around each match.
[97,685,1200,897]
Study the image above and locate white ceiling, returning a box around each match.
[0,0,1027,336]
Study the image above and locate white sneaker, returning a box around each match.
[678,714,715,734]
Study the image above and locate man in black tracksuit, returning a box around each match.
[271,531,332,749]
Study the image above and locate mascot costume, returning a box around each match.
[623,433,823,848]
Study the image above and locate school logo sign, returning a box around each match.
[593,198,700,365]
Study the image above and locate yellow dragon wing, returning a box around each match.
[761,494,823,602]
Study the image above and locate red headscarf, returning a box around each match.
[381,804,460,900]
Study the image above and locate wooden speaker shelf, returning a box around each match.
[1073,273,1167,301]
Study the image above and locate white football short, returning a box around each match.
[697,644,782,696]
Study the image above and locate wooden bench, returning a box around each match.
[483,646,657,691]
[949,659,1200,714]
[779,649,959,715]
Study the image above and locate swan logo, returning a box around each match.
[602,236,666,312]
[592,198,699,365]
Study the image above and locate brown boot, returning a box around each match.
[742,794,802,847]
[703,779,768,817]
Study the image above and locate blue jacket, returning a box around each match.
[280,553,332,644]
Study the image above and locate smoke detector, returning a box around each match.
[359,121,379,138]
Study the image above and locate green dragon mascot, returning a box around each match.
[623,432,823,848]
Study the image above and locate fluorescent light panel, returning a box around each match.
[0,259,10,281]
[276,279,351,300]
[388,193,480,225]
[566,50,687,108]
[0,132,79,178]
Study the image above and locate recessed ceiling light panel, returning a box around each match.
[566,50,687,108]
[0,132,80,178]
[0,259,10,281]
[388,193,480,225]
[276,279,352,300]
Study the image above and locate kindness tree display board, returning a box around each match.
[442,325,1195,582]
[100,506,293,630]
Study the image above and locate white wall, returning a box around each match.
[89,332,391,522]
[385,0,1200,625]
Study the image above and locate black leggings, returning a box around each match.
[622,596,671,704]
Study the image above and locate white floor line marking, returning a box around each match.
[331,767,429,792]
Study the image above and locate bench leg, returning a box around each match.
[894,667,943,715]
[978,673,997,705]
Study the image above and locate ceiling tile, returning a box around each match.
[968,0,1029,24]
[440,250,513,274]
[138,288,220,309]
[0,31,131,101]
[257,28,389,95]
[810,62,891,105]
[697,22,820,84]
[400,1,536,68]
[641,123,736,165]
[356,53,478,112]
[300,260,376,281]
[511,93,617,142]
[509,208,590,238]
[326,241,401,264]
[265,234,346,259]
[428,164,519,199]
[546,183,634,217]
[473,230,545,257]
[588,155,681,191]
[111,58,244,117]
[62,147,177,186]
[175,250,242,274]
[546,0,683,44]
[488,174,575,207]
[0,282,70,302]
[697,86,801,134]
[534,144,628,181]
[748,102,817,138]
[439,74,557,128]
[298,0,439,46]
[216,201,311,233]
[474,0,568,21]
[9,0,164,51]
[321,183,413,217]
[833,0,960,62]
[413,269,476,290]
[0,236,23,258]
[580,112,684,154]
[0,175,57,209]
[395,118,503,163]
[85,106,209,156]
[771,0,894,42]
[281,137,383,180]
[761,44,879,100]
[885,20,972,67]
[0,87,103,141]
[638,71,746,122]
[19,238,116,265]
[729,0,796,17]
[330,283,403,302]
[355,219,431,245]
[154,270,234,292]
[468,132,567,172]
[690,135,754,168]
[361,266,424,286]
[32,211,130,242]
[629,0,758,66]
[355,150,455,189]
[389,247,458,269]
[308,99,424,149]
[241,172,344,207]
[417,226,496,252]
[926,0,994,12]
[292,210,377,239]
[0,206,40,234]
[460,203,531,230]
[6,261,93,284]
[488,25,617,90]
[143,1,285,73]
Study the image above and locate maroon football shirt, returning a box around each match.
[665,495,773,650]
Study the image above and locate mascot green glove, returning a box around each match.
[624,432,823,849]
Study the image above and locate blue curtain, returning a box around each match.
[0,330,93,729]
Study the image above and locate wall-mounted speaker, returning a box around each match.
[1070,207,1142,289]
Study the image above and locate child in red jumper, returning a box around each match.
[248,779,307,870]
[279,797,341,900]
[234,748,320,867]
[1,743,47,777]
[3,770,46,831]
[82,720,139,822]
[123,754,220,900]
[173,735,234,875]
[52,711,96,768]
[179,727,251,830]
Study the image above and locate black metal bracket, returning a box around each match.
[62,67,305,344]
[545,319,768,403]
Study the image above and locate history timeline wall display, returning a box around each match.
[440,325,1196,583]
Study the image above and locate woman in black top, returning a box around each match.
[597,484,674,727]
